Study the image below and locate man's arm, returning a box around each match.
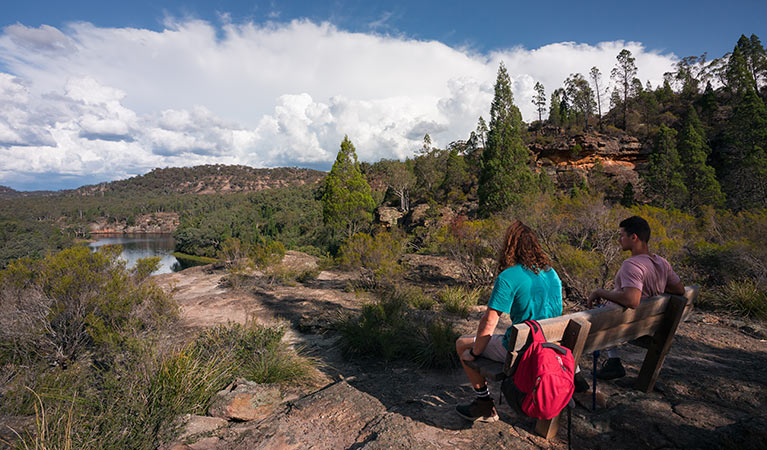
[461,307,501,361]
[588,287,642,309]
[665,279,685,296]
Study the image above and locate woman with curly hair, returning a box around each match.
[455,220,562,423]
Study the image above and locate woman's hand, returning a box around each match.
[461,349,475,362]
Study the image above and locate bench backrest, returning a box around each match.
[503,286,698,371]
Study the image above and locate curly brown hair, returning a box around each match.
[497,220,551,274]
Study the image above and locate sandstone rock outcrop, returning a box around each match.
[208,379,282,422]
[223,381,444,449]
[531,129,647,197]
[376,206,405,228]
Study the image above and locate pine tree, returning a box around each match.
[589,66,605,128]
[729,34,767,94]
[677,107,725,210]
[440,148,470,203]
[478,63,536,216]
[565,73,596,129]
[723,88,767,209]
[726,43,756,96]
[620,182,636,207]
[612,49,639,130]
[548,90,562,126]
[698,81,718,125]
[321,136,376,239]
[644,125,687,208]
[475,116,488,149]
[532,82,546,122]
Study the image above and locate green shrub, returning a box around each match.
[337,231,404,286]
[3,321,317,449]
[0,245,316,449]
[439,286,479,317]
[0,246,177,367]
[296,269,320,283]
[249,240,286,268]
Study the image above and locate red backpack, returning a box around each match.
[507,320,575,420]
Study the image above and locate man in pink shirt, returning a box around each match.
[587,216,685,380]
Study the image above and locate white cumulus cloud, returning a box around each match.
[0,19,678,190]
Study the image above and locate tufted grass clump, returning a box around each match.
[438,286,481,318]
[711,279,767,320]
[336,294,409,361]
[193,321,318,385]
[412,319,460,369]
[336,291,459,368]
[392,284,436,310]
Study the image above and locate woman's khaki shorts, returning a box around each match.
[473,334,508,362]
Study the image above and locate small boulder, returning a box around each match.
[408,203,430,225]
[176,414,228,441]
[376,206,404,227]
[208,379,282,422]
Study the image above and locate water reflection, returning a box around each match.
[88,233,191,275]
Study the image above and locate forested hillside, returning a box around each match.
[71,165,325,197]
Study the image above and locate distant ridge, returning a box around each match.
[0,165,327,198]
[0,185,58,199]
[0,185,16,196]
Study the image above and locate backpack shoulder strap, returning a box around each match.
[524,320,547,343]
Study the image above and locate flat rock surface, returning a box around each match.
[155,259,767,449]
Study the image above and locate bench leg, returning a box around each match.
[535,414,560,440]
[635,296,687,392]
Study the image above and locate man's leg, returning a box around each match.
[454,335,500,422]
[596,302,626,380]
[597,347,626,380]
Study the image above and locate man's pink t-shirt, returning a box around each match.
[614,254,680,299]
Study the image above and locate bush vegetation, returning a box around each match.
[0,247,317,449]
[337,230,404,287]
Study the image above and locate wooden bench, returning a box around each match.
[465,286,699,439]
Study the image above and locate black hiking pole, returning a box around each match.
[592,350,599,411]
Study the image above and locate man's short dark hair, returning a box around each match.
[620,216,651,243]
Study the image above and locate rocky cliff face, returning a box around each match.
[530,127,648,197]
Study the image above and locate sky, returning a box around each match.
[0,1,764,191]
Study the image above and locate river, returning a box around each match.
[88,233,201,275]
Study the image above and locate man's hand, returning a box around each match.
[461,349,475,362]
[587,289,604,308]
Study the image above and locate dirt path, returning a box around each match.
[156,260,767,449]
